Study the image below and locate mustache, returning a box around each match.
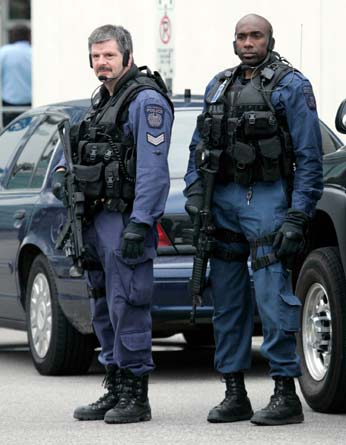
[97,66,112,73]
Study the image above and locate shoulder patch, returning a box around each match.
[145,104,164,128]
[303,85,317,110]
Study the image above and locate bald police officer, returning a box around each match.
[185,14,323,426]
[52,24,173,424]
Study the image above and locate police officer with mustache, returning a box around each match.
[52,24,173,424]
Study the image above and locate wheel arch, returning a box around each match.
[18,244,43,310]
[313,186,346,275]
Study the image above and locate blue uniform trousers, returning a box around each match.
[210,179,302,377]
[83,210,156,376]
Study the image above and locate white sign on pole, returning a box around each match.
[156,0,174,92]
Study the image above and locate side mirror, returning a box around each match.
[335,99,346,134]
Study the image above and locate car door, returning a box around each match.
[0,115,58,320]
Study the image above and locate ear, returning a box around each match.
[268,36,275,51]
[122,50,130,67]
[232,40,238,55]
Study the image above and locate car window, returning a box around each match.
[31,130,59,188]
[320,121,341,155]
[169,108,200,178]
[7,117,58,190]
[323,148,346,186]
[0,117,33,180]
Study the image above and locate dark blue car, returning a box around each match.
[0,96,215,375]
[0,96,341,375]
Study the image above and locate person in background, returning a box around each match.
[0,24,32,127]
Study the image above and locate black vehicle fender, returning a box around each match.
[314,184,346,272]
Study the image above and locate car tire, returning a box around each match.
[26,254,95,375]
[183,327,215,346]
[295,247,346,413]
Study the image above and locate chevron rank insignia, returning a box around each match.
[146,132,165,146]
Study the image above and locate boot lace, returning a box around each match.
[90,370,121,407]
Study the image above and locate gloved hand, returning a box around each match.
[184,179,204,223]
[121,221,150,259]
[52,169,67,204]
[273,209,310,262]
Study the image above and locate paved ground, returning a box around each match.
[0,329,345,445]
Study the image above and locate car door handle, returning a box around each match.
[14,209,26,220]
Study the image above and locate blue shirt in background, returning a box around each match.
[0,41,32,104]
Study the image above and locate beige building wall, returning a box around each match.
[32,0,345,134]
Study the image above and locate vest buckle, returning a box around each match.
[90,146,97,162]
[248,112,256,125]
[104,148,112,161]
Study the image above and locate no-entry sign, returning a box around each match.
[160,15,171,44]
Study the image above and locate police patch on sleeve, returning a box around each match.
[145,104,164,128]
[303,85,317,110]
[147,132,165,146]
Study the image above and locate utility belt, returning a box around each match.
[196,110,293,186]
[73,140,135,213]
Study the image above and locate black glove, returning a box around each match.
[121,222,149,259]
[51,169,67,203]
[184,179,204,222]
[273,209,310,262]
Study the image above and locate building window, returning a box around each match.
[9,0,30,20]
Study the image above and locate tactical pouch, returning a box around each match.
[211,115,223,146]
[74,162,104,200]
[243,111,277,138]
[82,142,112,165]
[104,161,121,199]
[258,136,282,182]
[231,141,256,185]
[197,114,212,140]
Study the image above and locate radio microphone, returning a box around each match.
[98,75,118,82]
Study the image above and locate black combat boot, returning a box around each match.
[251,376,304,426]
[207,372,253,423]
[104,370,151,424]
[73,365,121,420]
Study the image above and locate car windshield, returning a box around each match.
[168,108,200,179]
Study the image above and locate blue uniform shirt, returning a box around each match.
[124,89,173,226]
[56,87,173,226]
[184,69,323,217]
[0,41,32,104]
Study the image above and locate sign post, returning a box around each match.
[156,0,174,93]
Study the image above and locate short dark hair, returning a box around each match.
[10,25,31,43]
[88,24,133,55]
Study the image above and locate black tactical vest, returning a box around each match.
[196,54,295,186]
[70,65,173,213]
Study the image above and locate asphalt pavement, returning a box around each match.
[0,328,345,445]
